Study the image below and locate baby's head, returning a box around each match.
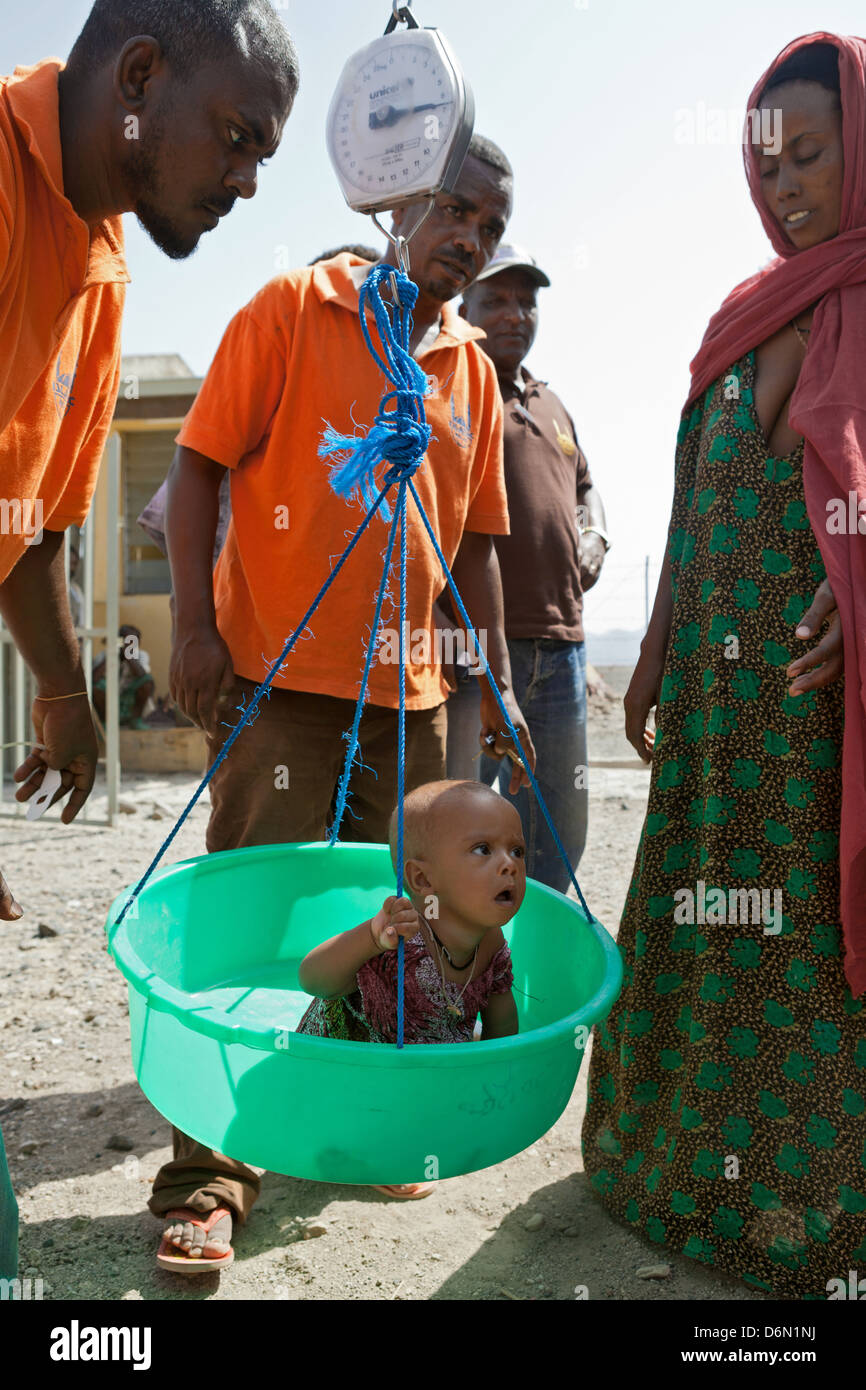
[389,780,527,930]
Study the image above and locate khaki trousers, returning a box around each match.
[149,681,447,1223]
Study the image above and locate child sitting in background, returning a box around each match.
[297,780,523,1045]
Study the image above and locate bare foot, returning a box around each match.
[163,1207,233,1259]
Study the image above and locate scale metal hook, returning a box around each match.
[370,196,434,285]
[387,3,419,31]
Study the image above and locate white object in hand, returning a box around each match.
[26,767,63,821]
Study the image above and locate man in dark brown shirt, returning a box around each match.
[444,244,609,891]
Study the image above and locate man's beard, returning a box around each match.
[419,257,474,304]
[125,137,201,261]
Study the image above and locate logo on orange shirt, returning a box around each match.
[449,392,472,448]
[53,351,79,421]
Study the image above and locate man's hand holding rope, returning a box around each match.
[480,683,536,795]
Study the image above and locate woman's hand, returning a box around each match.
[786,579,844,695]
[369,895,422,953]
[624,644,666,764]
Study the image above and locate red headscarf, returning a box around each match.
[686,32,866,996]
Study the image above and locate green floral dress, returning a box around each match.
[581,352,866,1298]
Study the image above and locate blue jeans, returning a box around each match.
[0,1123,18,1280]
[445,638,588,894]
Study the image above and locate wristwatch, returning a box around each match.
[580,525,611,552]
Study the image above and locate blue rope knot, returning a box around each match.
[319,263,431,519]
[390,272,419,314]
[381,404,432,485]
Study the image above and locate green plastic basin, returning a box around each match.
[106,842,621,1184]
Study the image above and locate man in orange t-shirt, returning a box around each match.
[0,2,298,925]
[153,137,536,1261]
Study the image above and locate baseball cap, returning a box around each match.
[472,242,551,288]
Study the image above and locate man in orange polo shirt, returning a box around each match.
[153,136,536,1265]
[0,0,298,1281]
[0,1,298,922]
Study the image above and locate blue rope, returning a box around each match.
[396,479,408,1048]
[108,261,593,1072]
[318,265,431,522]
[407,475,593,923]
[328,492,403,846]
[107,478,392,936]
[321,264,427,1050]
[320,262,592,1041]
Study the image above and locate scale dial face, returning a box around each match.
[327,28,473,214]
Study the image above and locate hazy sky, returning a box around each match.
[3,1,863,638]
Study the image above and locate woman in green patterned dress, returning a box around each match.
[582,35,866,1297]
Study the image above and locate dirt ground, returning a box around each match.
[0,668,773,1302]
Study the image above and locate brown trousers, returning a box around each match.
[149,680,447,1224]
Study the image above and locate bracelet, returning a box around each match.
[34,690,89,702]
[580,525,612,552]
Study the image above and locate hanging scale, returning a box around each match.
[326,2,475,274]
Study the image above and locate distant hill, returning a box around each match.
[585,627,644,667]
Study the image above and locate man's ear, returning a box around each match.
[115,37,164,111]
[404,858,431,895]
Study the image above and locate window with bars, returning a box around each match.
[123,431,175,594]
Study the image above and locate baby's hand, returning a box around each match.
[369,896,421,953]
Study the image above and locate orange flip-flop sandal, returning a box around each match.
[156,1206,235,1275]
[369,1183,436,1200]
